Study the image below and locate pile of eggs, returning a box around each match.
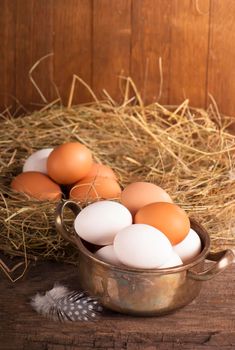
[11,142,122,201]
[74,182,202,269]
[11,142,202,269]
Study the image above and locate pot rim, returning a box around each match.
[76,217,211,274]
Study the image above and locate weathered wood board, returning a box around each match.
[0,259,234,349]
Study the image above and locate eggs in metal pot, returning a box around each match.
[95,245,121,266]
[113,224,173,269]
[23,148,53,174]
[74,200,132,245]
[121,182,173,216]
[173,228,201,263]
[135,202,190,245]
[47,142,93,185]
[11,172,62,201]
[70,176,121,202]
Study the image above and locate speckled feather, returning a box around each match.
[31,284,103,322]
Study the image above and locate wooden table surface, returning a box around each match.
[0,258,234,350]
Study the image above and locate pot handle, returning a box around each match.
[188,249,235,281]
[55,199,83,249]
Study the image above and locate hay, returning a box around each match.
[1,80,235,278]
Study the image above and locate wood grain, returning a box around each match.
[0,0,16,113]
[169,0,210,107]
[131,0,172,104]
[15,0,54,110]
[0,259,234,349]
[207,0,235,117]
[93,0,131,102]
[54,0,92,105]
[2,0,235,116]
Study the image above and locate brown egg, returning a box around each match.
[11,172,62,201]
[134,202,190,245]
[121,182,173,216]
[47,142,93,185]
[70,176,121,202]
[63,163,117,197]
[86,163,117,180]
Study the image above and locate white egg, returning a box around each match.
[159,251,183,268]
[113,224,173,269]
[95,245,121,266]
[173,228,201,263]
[23,148,53,174]
[74,200,132,245]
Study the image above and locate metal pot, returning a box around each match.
[55,200,234,316]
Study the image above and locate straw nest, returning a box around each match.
[1,80,235,278]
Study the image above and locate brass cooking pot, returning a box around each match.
[55,200,234,316]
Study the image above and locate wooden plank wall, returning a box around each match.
[1,0,235,117]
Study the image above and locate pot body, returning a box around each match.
[78,249,204,315]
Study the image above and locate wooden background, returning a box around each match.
[1,0,235,116]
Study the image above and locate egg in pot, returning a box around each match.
[121,182,173,216]
[158,251,183,268]
[113,224,173,269]
[135,202,190,245]
[74,200,132,245]
[173,228,201,263]
[95,245,121,266]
